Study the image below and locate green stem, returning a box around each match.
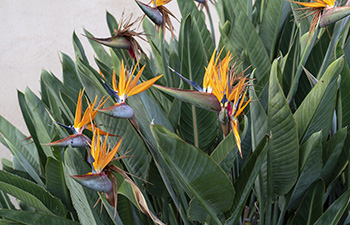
[272,202,278,225]
[264,201,272,225]
[257,171,265,225]
[277,199,287,225]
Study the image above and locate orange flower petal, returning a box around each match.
[231,118,242,158]
[127,74,163,97]
[74,89,84,128]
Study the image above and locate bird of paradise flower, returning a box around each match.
[70,129,165,224]
[45,89,109,149]
[155,49,251,157]
[85,12,146,60]
[99,60,163,128]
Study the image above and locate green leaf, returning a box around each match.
[24,88,55,158]
[127,86,175,148]
[287,131,323,210]
[61,52,82,100]
[188,198,207,223]
[176,0,215,57]
[64,148,114,225]
[259,0,287,58]
[0,210,79,225]
[41,72,75,125]
[210,132,237,172]
[150,124,234,223]
[45,156,71,210]
[286,30,319,103]
[72,32,88,62]
[249,79,268,150]
[98,193,125,225]
[290,179,324,225]
[341,40,350,127]
[223,0,271,79]
[268,59,299,196]
[178,15,218,150]
[84,29,113,67]
[320,127,347,183]
[0,133,44,187]
[225,135,269,225]
[17,91,47,167]
[0,170,66,217]
[294,57,343,144]
[210,116,249,173]
[0,191,15,210]
[314,187,350,225]
[0,116,40,175]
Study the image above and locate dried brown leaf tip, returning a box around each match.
[136,0,177,37]
[291,0,337,35]
[85,13,146,60]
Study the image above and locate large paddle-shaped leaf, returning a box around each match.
[0,116,40,177]
[178,15,218,150]
[221,0,271,79]
[314,187,350,225]
[268,59,299,196]
[320,127,347,183]
[294,57,343,145]
[176,0,215,57]
[24,88,55,158]
[287,131,323,210]
[0,210,79,225]
[259,0,289,59]
[150,124,234,224]
[0,170,66,217]
[290,179,324,225]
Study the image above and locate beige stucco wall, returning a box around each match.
[0,1,217,163]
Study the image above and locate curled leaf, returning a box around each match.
[125,177,165,225]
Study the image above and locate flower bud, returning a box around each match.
[136,0,164,26]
